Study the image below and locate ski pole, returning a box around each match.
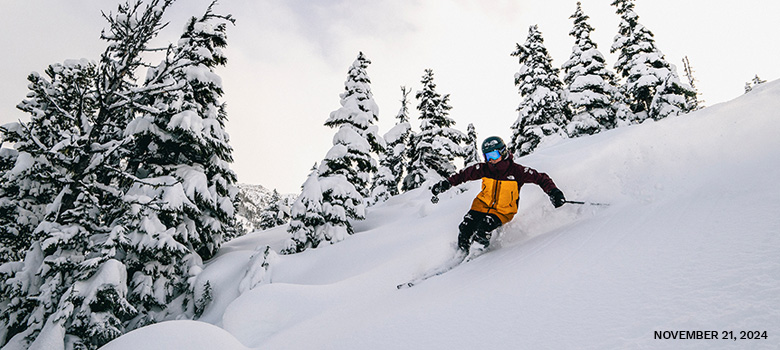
[431,195,439,204]
[565,200,610,207]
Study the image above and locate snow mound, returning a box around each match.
[101,320,249,350]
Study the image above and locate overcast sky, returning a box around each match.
[1,0,778,193]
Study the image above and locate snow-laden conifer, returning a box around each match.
[0,2,176,348]
[317,173,365,244]
[563,2,625,136]
[368,161,393,206]
[745,75,766,94]
[0,60,95,264]
[510,25,570,157]
[681,56,704,111]
[0,1,242,348]
[121,2,237,329]
[0,146,32,263]
[258,190,290,229]
[650,68,696,120]
[463,124,481,166]
[316,130,366,244]
[370,86,412,204]
[0,52,130,350]
[283,165,326,253]
[610,0,694,121]
[323,52,384,198]
[307,53,377,245]
[403,69,464,191]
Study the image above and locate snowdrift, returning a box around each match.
[103,81,780,349]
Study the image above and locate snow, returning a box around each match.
[103,80,780,349]
[383,121,411,145]
[8,151,34,177]
[101,320,249,350]
[237,246,277,293]
[174,164,214,205]
[168,110,205,138]
[331,126,371,154]
[185,64,223,88]
[124,115,164,139]
[27,317,65,350]
[71,259,128,308]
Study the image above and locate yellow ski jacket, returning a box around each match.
[447,155,558,224]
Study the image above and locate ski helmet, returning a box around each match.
[481,136,508,161]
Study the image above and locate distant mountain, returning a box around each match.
[234,183,295,234]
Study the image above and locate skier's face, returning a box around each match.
[488,156,502,165]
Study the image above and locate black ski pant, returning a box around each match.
[458,210,502,251]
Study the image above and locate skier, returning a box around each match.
[431,136,566,254]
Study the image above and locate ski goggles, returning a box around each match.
[484,150,502,161]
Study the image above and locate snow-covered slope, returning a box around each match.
[103,81,780,350]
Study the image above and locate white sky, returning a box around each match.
[1,0,778,193]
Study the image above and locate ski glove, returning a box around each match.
[431,180,452,195]
[549,188,565,208]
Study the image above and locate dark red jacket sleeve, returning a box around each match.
[447,163,486,186]
[514,165,558,194]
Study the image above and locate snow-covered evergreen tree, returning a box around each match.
[463,123,481,166]
[681,56,704,111]
[368,156,394,206]
[310,53,378,247]
[0,54,125,350]
[258,190,290,229]
[0,60,86,265]
[752,75,767,86]
[403,69,464,190]
[369,86,412,204]
[563,2,625,136]
[317,173,364,244]
[121,2,237,329]
[510,25,570,157]
[610,0,694,121]
[283,165,326,254]
[0,1,176,347]
[0,1,240,348]
[315,144,366,246]
[0,145,33,263]
[125,2,237,257]
[323,52,384,198]
[386,86,413,192]
[650,69,696,120]
[745,75,767,94]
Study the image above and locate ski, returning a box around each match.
[564,200,610,207]
[397,251,466,289]
[396,245,489,289]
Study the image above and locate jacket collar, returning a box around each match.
[486,152,513,174]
